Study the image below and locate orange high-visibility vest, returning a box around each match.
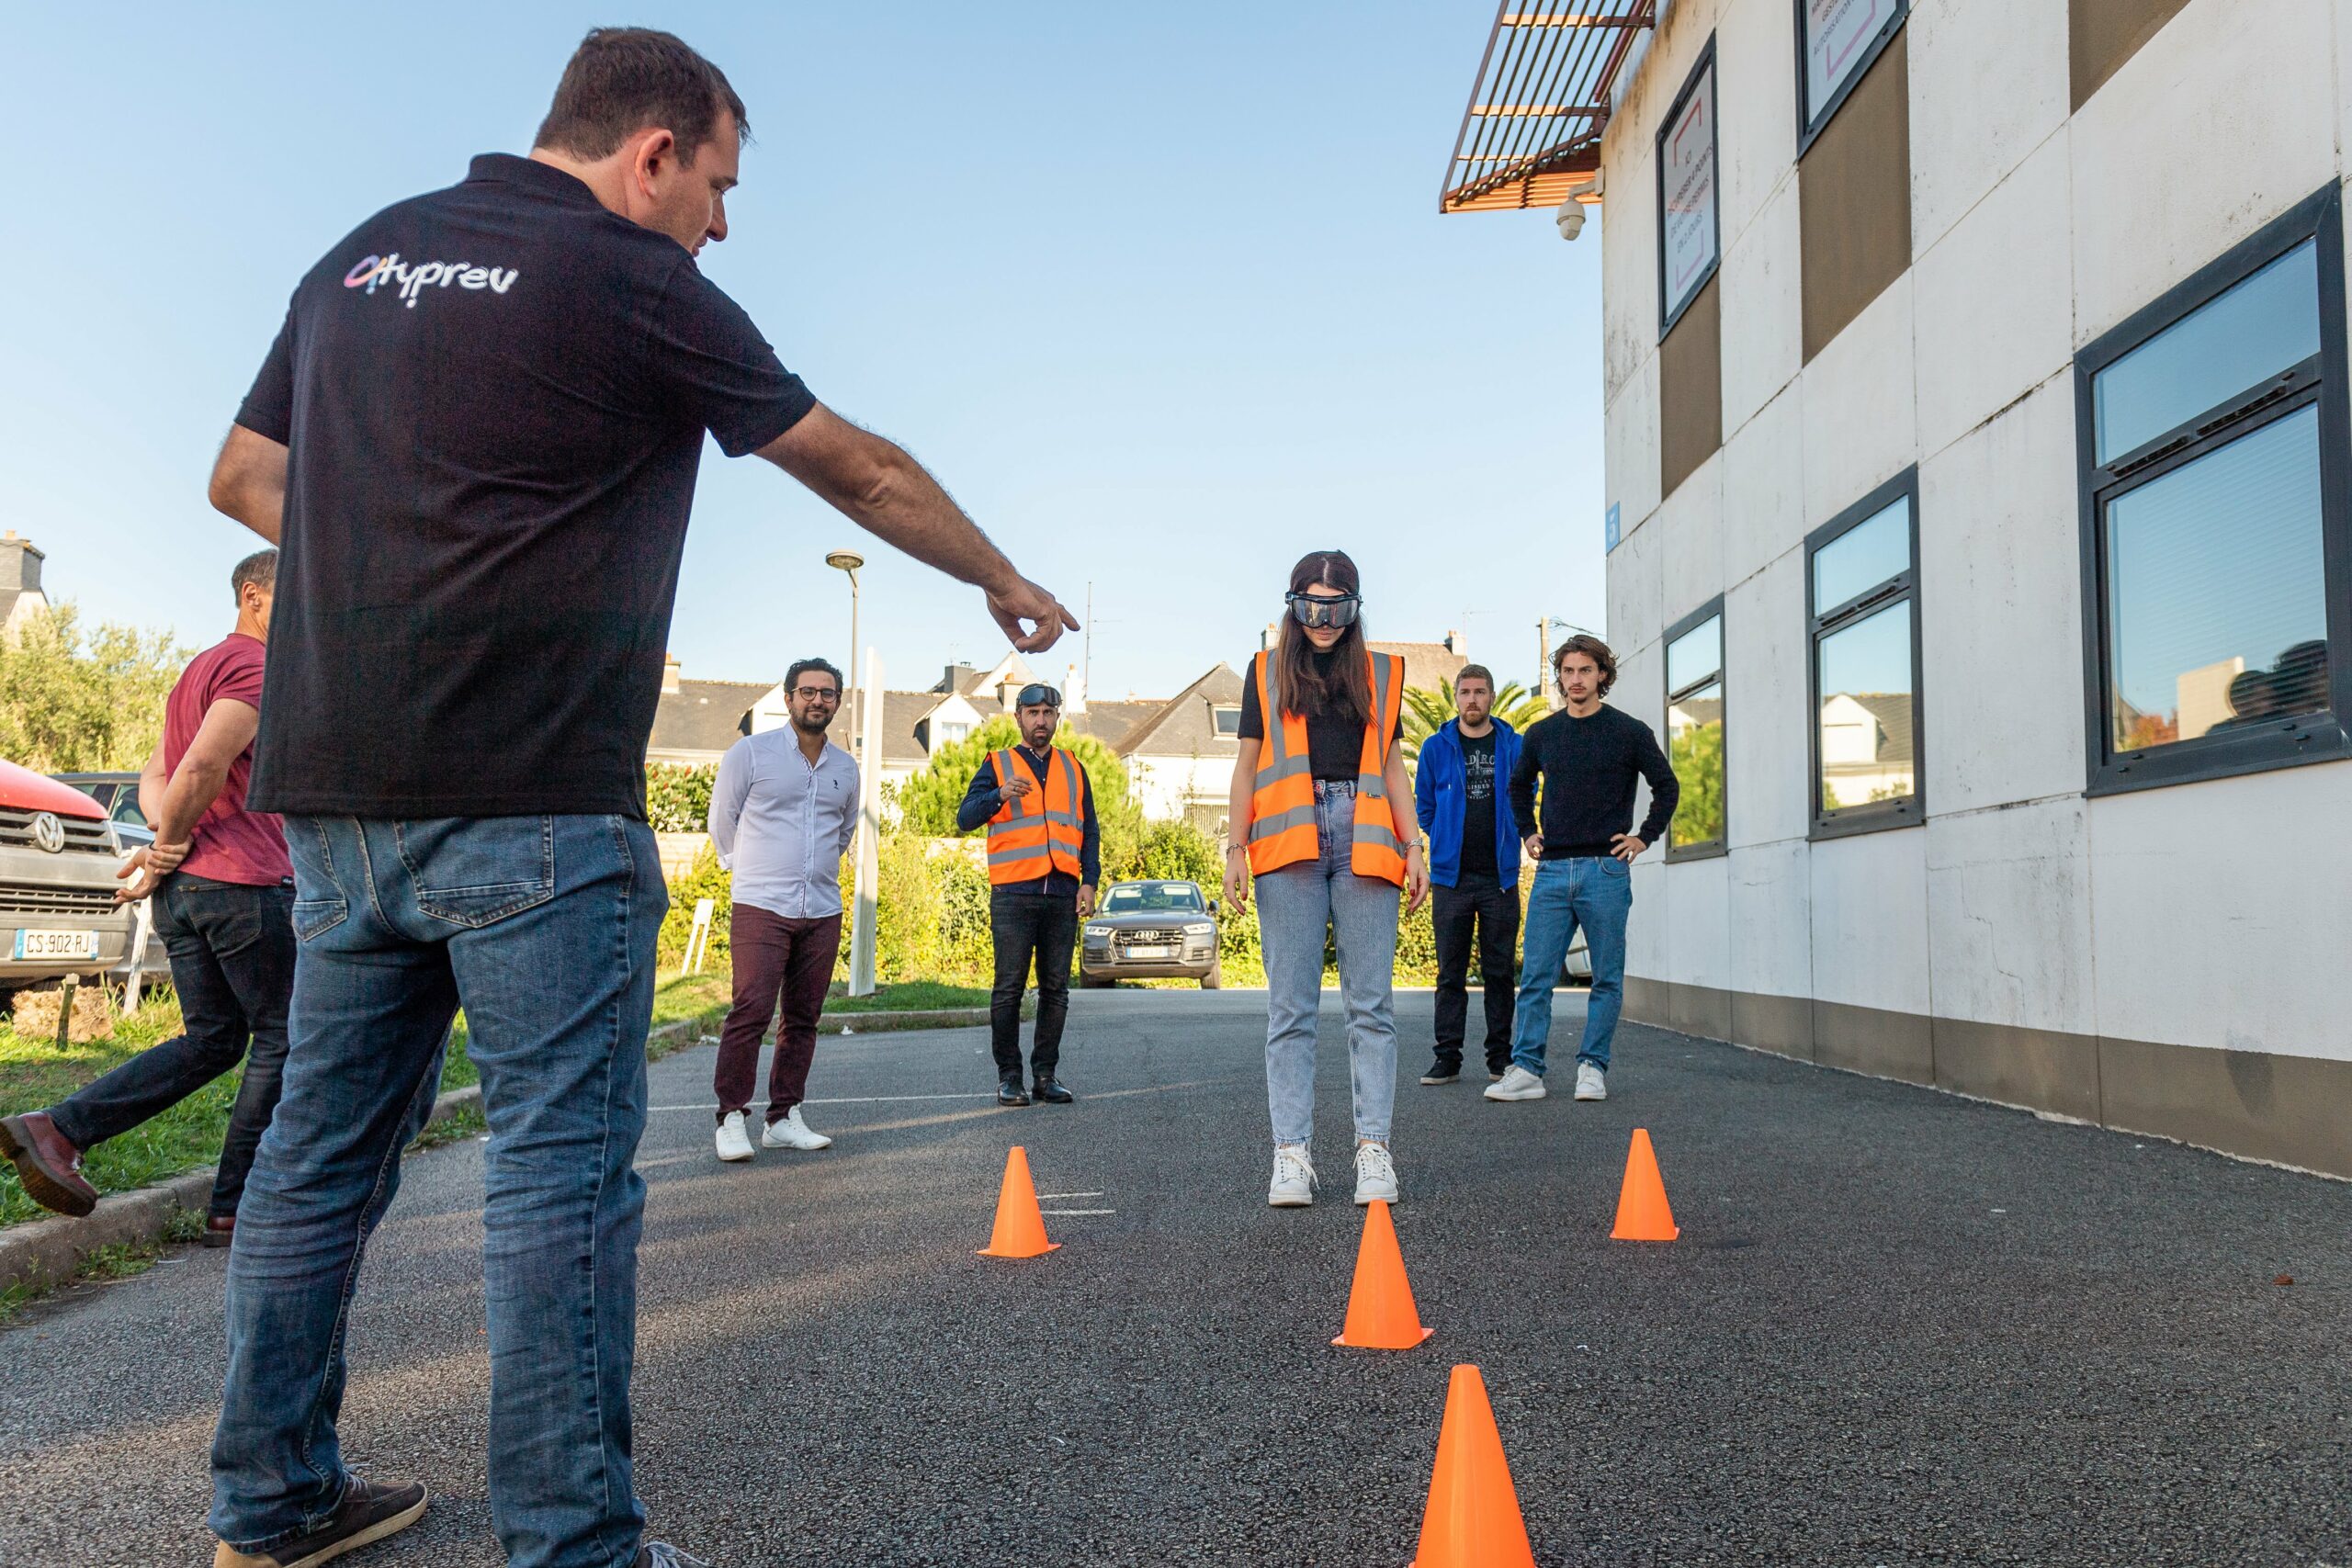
[985,747,1089,886]
[1244,649,1408,886]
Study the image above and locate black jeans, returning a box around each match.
[989,886,1076,1081]
[1431,877,1520,1073]
[49,874,296,1219]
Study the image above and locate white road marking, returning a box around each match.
[649,1091,990,1112]
[1041,1209,1114,1216]
[1037,1191,1103,1199]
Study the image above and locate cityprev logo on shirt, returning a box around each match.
[342,252,519,309]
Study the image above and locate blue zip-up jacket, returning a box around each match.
[1414,717,1523,889]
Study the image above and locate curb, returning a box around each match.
[0,1011,720,1297]
[825,1006,992,1032]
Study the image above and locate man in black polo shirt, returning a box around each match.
[201,29,1075,1568]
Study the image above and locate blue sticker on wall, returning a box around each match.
[1605,502,1621,553]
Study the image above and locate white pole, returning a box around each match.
[849,648,884,996]
[123,897,155,1013]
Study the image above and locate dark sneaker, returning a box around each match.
[1419,1058,1462,1086]
[0,1111,98,1217]
[1031,1077,1074,1104]
[638,1545,713,1567]
[997,1077,1031,1107]
[203,1213,237,1248]
[213,1477,427,1568]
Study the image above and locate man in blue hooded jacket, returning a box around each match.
[1411,664,1523,1084]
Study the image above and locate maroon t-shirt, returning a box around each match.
[164,634,291,886]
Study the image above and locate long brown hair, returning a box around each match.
[1274,549,1371,725]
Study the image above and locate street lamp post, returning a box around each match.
[826,550,864,747]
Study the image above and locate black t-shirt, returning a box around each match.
[1457,728,1498,882]
[1238,647,1405,781]
[237,154,818,818]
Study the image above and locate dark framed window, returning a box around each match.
[2075,185,2352,796]
[1808,468,1923,837]
[1656,38,1720,337]
[1663,599,1726,860]
[1794,0,1908,152]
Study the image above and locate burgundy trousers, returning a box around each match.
[713,903,842,1124]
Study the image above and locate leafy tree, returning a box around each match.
[893,714,1144,878]
[1401,679,1550,765]
[1667,720,1724,846]
[0,604,187,773]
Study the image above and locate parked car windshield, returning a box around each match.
[1102,882,1204,913]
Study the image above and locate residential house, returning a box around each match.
[0,533,51,638]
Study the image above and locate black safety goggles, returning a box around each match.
[1285,592,1362,630]
[1016,683,1063,709]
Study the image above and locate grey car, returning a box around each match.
[51,772,154,848]
[1080,880,1222,989]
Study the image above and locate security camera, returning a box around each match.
[1555,202,1587,243]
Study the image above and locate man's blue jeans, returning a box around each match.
[210,815,666,1568]
[1508,855,1633,1077]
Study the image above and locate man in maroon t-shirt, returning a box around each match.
[0,549,294,1243]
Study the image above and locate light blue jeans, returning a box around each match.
[1257,782,1400,1147]
[211,815,665,1568]
[1509,855,1633,1076]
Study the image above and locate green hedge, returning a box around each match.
[646,763,716,834]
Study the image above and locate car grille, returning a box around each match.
[1118,929,1183,948]
[0,809,114,856]
[0,883,119,917]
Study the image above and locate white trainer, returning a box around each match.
[1353,1142,1399,1206]
[1574,1063,1608,1101]
[1269,1144,1317,1207]
[1485,1065,1547,1101]
[762,1106,833,1150]
[714,1111,754,1162]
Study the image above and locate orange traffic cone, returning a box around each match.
[1410,1364,1538,1568]
[977,1145,1059,1258]
[1610,1127,1679,1241]
[1331,1199,1433,1348]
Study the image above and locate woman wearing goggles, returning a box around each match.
[1225,549,1427,1211]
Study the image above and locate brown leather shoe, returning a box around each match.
[0,1111,98,1217]
[213,1477,427,1567]
[203,1213,236,1247]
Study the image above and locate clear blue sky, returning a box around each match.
[2,3,1605,705]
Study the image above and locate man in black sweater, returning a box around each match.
[1487,635,1678,1105]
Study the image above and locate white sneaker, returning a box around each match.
[715,1111,754,1162]
[762,1106,832,1150]
[1353,1142,1399,1206]
[1485,1065,1547,1101]
[1269,1144,1317,1207]
[1574,1063,1608,1101]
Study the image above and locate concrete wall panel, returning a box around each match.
[2069,0,2336,345]
[1659,453,1725,633]
[1917,379,2085,814]
[1727,838,1812,1000]
[2088,765,2352,1064]
[1925,796,2095,1036]
[1600,127,1658,407]
[1719,180,1804,437]
[1913,131,2075,460]
[1720,383,1803,592]
[1714,0,1796,252]
[1907,0,2068,253]
[1665,852,1732,997]
[1605,352,1663,552]
[1807,825,1930,1016]
[1800,274,1917,527]
[1605,492,1665,656]
[1627,854,1671,982]
[1723,551,1809,847]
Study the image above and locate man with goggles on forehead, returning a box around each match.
[956,680,1099,1105]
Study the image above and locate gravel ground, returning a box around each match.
[1,987,2346,1567]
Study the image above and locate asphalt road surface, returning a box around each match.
[3,987,2347,1567]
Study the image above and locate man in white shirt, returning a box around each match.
[707,658,859,1161]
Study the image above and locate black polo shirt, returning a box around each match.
[237,153,818,818]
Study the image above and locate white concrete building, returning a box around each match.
[1442,0,2352,1176]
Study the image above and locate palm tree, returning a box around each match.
[1401,679,1549,766]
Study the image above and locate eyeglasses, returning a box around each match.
[1016,683,1062,710]
[1286,592,1361,629]
[790,686,840,702]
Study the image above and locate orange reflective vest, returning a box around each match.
[985,747,1089,886]
[1244,649,1408,886]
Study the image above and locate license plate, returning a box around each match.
[1125,944,1173,960]
[16,929,100,962]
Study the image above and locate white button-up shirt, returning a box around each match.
[707,729,859,919]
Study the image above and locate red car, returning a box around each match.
[0,760,135,993]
